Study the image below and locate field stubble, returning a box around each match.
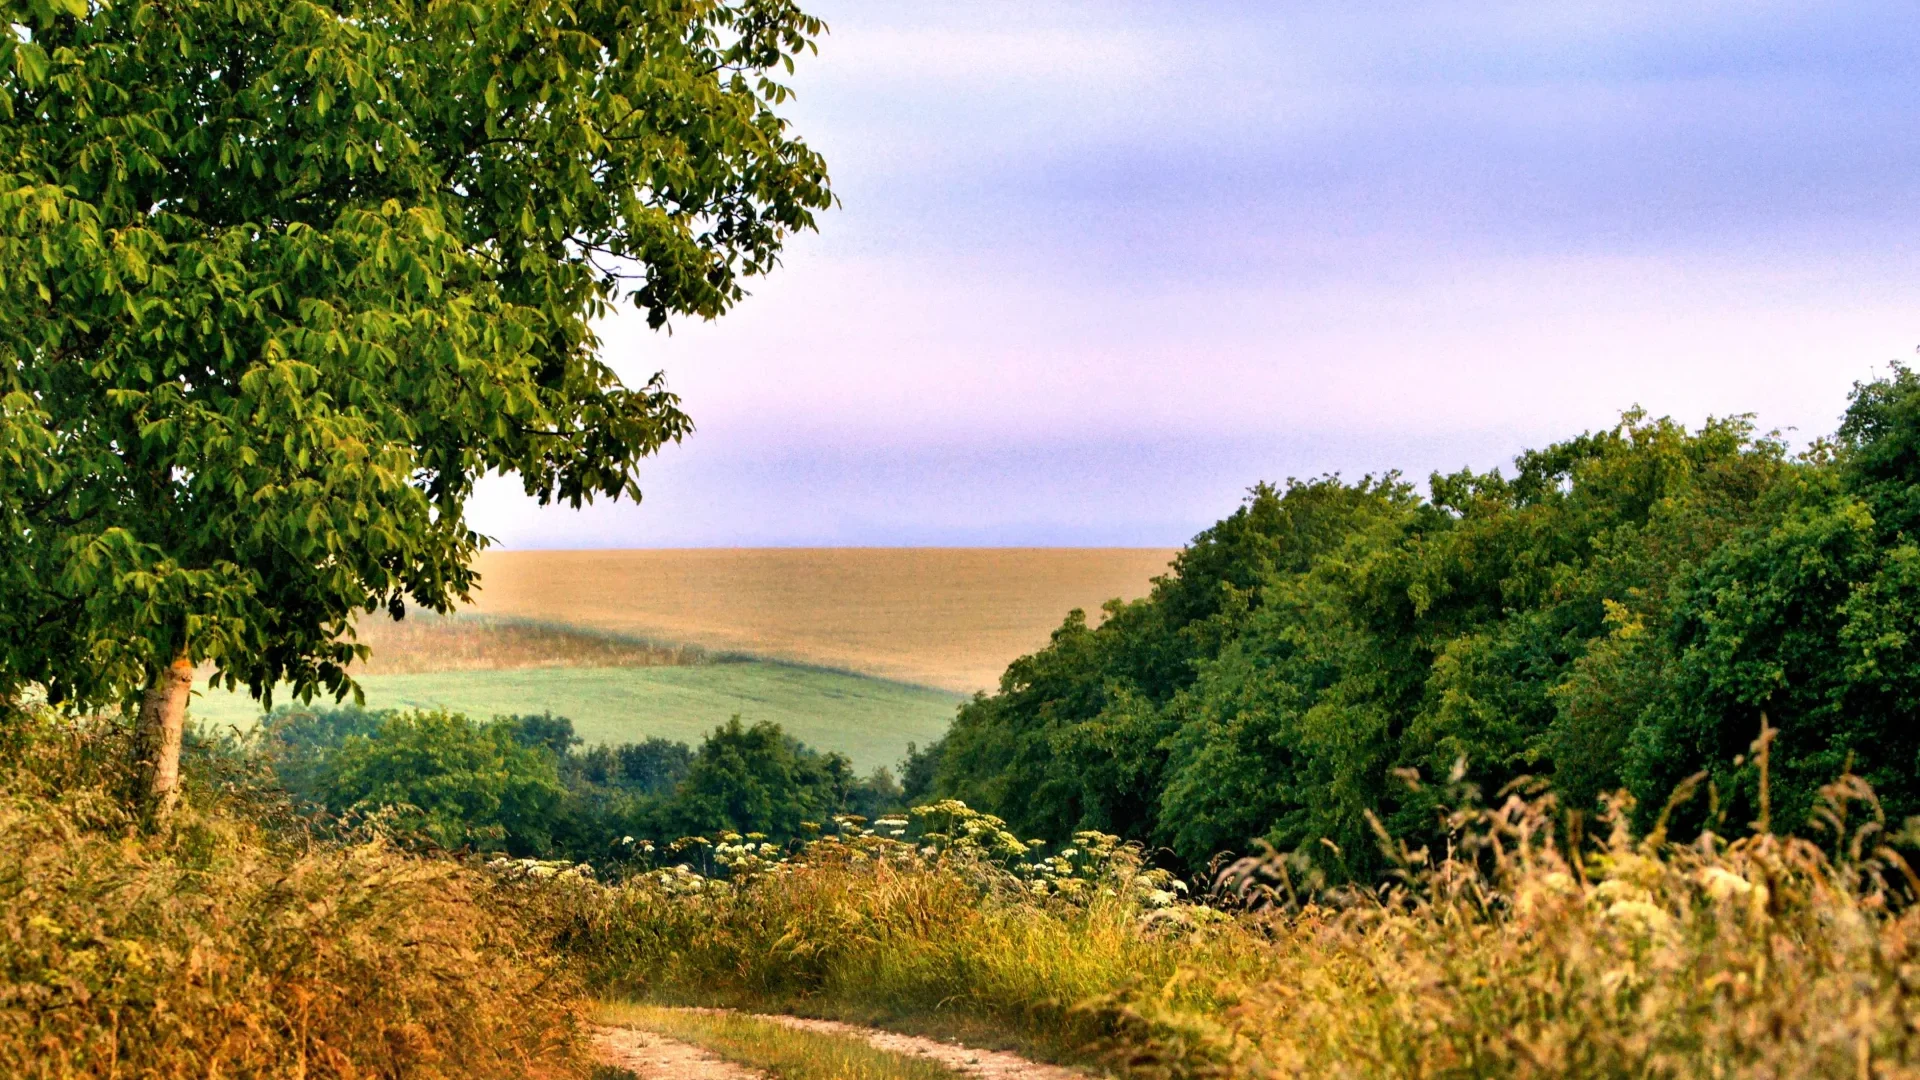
[466,548,1175,694]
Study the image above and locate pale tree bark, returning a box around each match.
[134,651,195,824]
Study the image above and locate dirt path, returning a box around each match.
[745,1013,1085,1080]
[590,1009,1086,1080]
[589,1025,765,1080]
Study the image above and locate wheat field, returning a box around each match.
[345,613,707,674]
[463,548,1176,693]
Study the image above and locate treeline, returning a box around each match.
[258,705,904,863]
[911,367,1920,879]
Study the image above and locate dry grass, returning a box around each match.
[347,612,708,675]
[0,710,589,1079]
[466,548,1174,693]
[542,749,1920,1078]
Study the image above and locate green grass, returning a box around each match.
[595,1003,965,1080]
[189,662,963,773]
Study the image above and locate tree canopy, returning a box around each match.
[919,370,1920,879]
[0,0,831,808]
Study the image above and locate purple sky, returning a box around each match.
[470,1,1920,549]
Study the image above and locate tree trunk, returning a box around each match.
[135,651,195,824]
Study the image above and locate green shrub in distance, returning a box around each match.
[319,709,567,854]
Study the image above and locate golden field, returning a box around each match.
[463,548,1176,693]
[346,613,704,674]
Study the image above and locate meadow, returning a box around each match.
[184,549,1166,770]
[466,547,1175,693]
[192,660,961,773]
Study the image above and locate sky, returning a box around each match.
[469,1,1920,549]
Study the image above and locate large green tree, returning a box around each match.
[0,0,830,817]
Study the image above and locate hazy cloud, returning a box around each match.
[472,1,1920,548]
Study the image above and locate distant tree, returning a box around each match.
[899,740,943,803]
[319,709,565,853]
[672,717,850,839]
[614,738,697,795]
[845,765,904,821]
[0,0,832,821]
[255,701,389,802]
[504,712,582,760]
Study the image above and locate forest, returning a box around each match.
[912,367,1920,878]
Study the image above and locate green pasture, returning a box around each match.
[189,662,963,774]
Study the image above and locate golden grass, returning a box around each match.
[596,1004,966,1080]
[0,710,588,1079]
[544,765,1920,1078]
[466,548,1174,693]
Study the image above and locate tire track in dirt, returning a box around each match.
[589,1024,766,1080]
[591,1009,1087,1080]
[745,1013,1086,1080]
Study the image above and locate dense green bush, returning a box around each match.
[320,709,570,853]
[925,367,1920,879]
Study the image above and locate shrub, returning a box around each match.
[318,708,569,854]
[259,707,901,863]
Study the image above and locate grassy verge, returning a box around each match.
[567,856,1238,1068]
[596,1002,966,1080]
[540,776,1920,1079]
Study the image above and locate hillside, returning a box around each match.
[464,547,1176,693]
[191,662,960,774]
[187,548,1169,769]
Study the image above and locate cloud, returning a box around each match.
[478,0,1920,548]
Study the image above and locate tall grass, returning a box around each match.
[0,709,589,1078]
[544,737,1920,1078]
[564,848,1233,1058]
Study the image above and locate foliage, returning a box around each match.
[0,0,830,715]
[534,753,1920,1080]
[926,372,1920,879]
[317,708,569,853]
[257,705,905,861]
[669,716,857,839]
[0,706,587,1078]
[571,734,697,797]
